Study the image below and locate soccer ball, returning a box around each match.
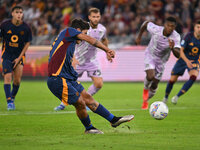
[149,101,169,120]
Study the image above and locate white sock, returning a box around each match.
[144,77,152,89]
[87,84,101,96]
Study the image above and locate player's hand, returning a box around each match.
[106,53,113,62]
[135,37,141,45]
[186,60,194,69]
[13,58,20,69]
[168,39,175,50]
[72,58,79,69]
[106,50,115,62]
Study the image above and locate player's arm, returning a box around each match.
[102,37,113,62]
[13,42,30,68]
[135,21,149,45]
[180,47,193,69]
[77,33,115,59]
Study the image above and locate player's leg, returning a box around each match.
[80,89,134,128]
[142,69,155,110]
[47,76,102,134]
[2,59,15,110]
[172,69,198,104]
[148,78,160,100]
[54,69,85,111]
[87,69,103,96]
[12,63,23,101]
[163,75,179,103]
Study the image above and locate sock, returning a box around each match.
[165,81,175,99]
[94,104,114,122]
[148,87,157,100]
[144,77,152,89]
[80,115,93,130]
[60,102,66,106]
[4,84,12,103]
[87,84,101,96]
[177,75,196,97]
[11,84,20,99]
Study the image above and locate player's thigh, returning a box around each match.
[13,64,23,84]
[47,77,81,105]
[171,59,186,76]
[80,89,98,107]
[188,69,199,77]
[170,75,179,82]
[4,73,12,84]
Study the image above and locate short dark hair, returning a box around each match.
[88,7,100,15]
[194,19,200,25]
[165,16,177,25]
[70,18,90,30]
[12,6,23,12]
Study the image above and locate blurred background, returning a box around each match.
[0,0,200,81]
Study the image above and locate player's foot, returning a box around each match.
[85,127,104,134]
[143,88,149,101]
[171,95,179,104]
[7,102,15,111]
[141,101,148,110]
[162,97,168,103]
[111,115,134,128]
[54,104,65,111]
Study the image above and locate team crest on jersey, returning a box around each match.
[7,30,12,34]
[189,42,194,46]
[20,31,24,35]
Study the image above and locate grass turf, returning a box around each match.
[0,81,200,150]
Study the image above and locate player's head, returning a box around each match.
[71,18,89,32]
[164,16,177,35]
[88,8,101,27]
[194,20,200,38]
[11,6,23,21]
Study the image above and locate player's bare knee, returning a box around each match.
[13,79,21,85]
[146,75,154,81]
[151,82,158,90]
[94,81,103,89]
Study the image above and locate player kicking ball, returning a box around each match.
[54,8,110,111]
[135,17,181,109]
[163,20,200,104]
[47,18,134,134]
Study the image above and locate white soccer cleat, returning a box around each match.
[85,128,104,134]
[162,97,168,103]
[171,95,179,104]
[111,115,134,128]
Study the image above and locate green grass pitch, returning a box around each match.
[0,81,200,150]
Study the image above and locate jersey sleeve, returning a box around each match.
[68,27,81,38]
[181,33,190,49]
[173,34,181,49]
[24,25,32,42]
[147,22,160,34]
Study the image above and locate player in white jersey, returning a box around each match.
[135,17,181,110]
[54,8,110,111]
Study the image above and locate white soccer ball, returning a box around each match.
[149,101,169,120]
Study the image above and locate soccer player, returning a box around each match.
[47,18,134,134]
[163,20,200,104]
[54,8,110,111]
[135,17,181,110]
[0,6,32,110]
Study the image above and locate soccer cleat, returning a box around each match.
[171,95,179,104]
[85,128,104,134]
[7,103,15,111]
[162,97,168,103]
[143,88,149,101]
[111,115,134,128]
[54,104,65,111]
[141,101,148,110]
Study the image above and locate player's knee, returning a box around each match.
[151,82,158,90]
[146,75,154,81]
[76,98,86,109]
[190,75,197,81]
[94,81,103,89]
[13,78,21,85]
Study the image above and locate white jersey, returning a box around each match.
[75,23,107,65]
[145,22,181,63]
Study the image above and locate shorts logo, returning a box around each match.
[4,69,7,73]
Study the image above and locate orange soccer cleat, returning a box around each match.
[142,88,149,110]
[141,101,149,110]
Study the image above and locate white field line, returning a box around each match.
[0,107,198,116]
